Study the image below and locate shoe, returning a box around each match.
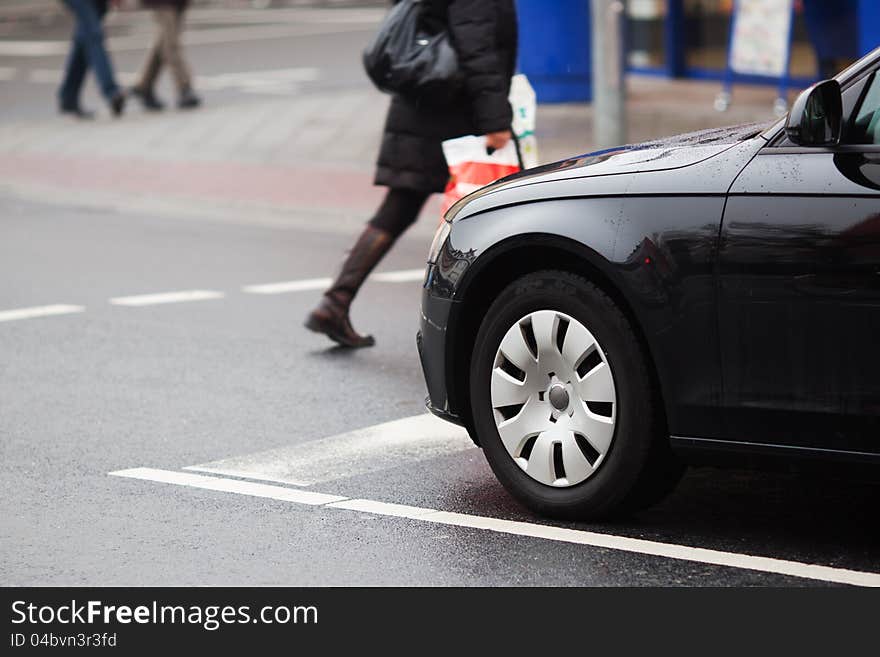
[59,104,95,120]
[178,88,202,110]
[305,295,376,349]
[109,91,126,117]
[130,86,165,111]
[304,225,395,348]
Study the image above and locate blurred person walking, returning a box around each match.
[305,0,518,348]
[59,0,126,118]
[130,0,201,110]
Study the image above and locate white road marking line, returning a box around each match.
[27,69,62,84]
[185,413,474,487]
[28,69,138,85]
[181,7,385,25]
[194,67,320,92]
[370,269,425,283]
[27,67,318,96]
[110,467,880,587]
[0,304,85,323]
[242,277,332,295]
[330,501,880,587]
[6,267,420,318]
[109,467,346,506]
[183,466,312,488]
[242,269,425,295]
[0,23,372,57]
[109,290,224,307]
[327,498,441,520]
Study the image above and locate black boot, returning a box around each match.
[109,91,126,117]
[130,86,165,111]
[178,88,202,110]
[305,225,394,348]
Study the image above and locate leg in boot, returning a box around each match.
[305,188,430,348]
[305,225,394,348]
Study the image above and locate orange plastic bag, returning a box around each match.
[440,136,521,218]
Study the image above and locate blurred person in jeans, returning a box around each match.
[59,0,126,118]
[130,0,201,110]
[305,0,518,348]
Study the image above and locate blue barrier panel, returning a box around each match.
[803,0,858,79]
[857,0,880,56]
[516,0,592,103]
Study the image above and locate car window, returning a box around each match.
[848,73,880,144]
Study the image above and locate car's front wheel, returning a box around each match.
[469,270,681,519]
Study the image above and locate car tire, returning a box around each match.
[469,270,682,520]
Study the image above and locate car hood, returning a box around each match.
[447,121,773,220]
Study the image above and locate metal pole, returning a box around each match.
[590,0,627,148]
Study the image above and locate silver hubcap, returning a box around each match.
[490,310,617,487]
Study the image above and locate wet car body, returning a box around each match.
[418,52,880,477]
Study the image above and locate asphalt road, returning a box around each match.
[1,8,879,587]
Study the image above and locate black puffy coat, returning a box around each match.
[374,0,518,192]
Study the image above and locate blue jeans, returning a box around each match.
[59,0,119,108]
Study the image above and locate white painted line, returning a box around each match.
[242,269,425,295]
[370,269,425,283]
[109,290,224,307]
[0,23,372,57]
[242,278,331,295]
[326,498,442,520]
[0,304,85,323]
[184,413,473,487]
[403,510,880,587]
[27,67,315,96]
[29,69,137,86]
[181,7,385,25]
[27,69,63,84]
[109,468,346,506]
[184,466,311,488]
[112,467,880,587]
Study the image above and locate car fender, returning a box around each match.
[437,139,764,439]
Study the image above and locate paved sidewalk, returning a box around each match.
[0,75,783,237]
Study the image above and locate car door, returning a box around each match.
[718,70,880,456]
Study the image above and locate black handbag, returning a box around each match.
[362,0,462,101]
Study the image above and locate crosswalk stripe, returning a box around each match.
[242,278,331,295]
[109,468,346,506]
[185,414,473,487]
[242,269,425,295]
[110,467,880,587]
[3,269,423,318]
[0,23,373,57]
[109,290,225,306]
[0,304,85,323]
[370,269,425,283]
[25,67,319,96]
[327,499,880,587]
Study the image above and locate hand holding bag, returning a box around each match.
[439,74,539,218]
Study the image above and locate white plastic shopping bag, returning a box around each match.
[509,73,538,169]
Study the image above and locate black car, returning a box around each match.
[417,48,880,520]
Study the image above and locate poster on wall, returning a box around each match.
[729,0,794,77]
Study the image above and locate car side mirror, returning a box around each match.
[784,79,843,146]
